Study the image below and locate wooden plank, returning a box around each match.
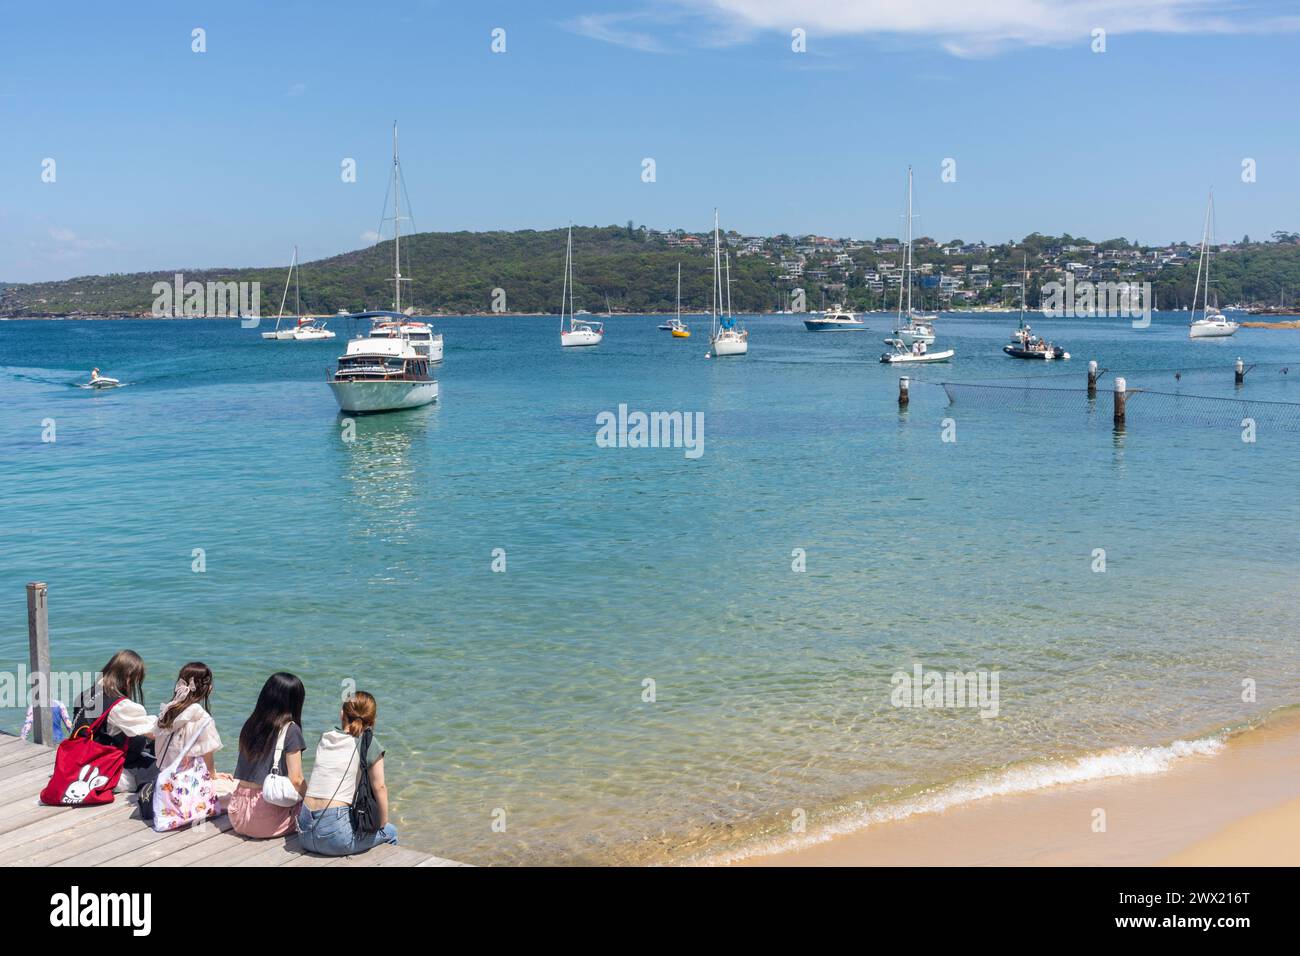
[0,763,64,801]
[0,737,34,755]
[154,827,285,868]
[2,810,155,866]
[0,744,57,768]
[375,847,436,867]
[277,848,344,867]
[0,800,136,843]
[0,748,56,777]
[97,815,235,867]
[0,799,139,864]
[191,834,306,868]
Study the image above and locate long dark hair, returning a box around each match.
[99,650,146,704]
[238,672,305,760]
[158,662,213,729]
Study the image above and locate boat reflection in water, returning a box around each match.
[334,406,437,555]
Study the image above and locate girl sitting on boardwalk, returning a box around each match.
[70,649,158,793]
[150,662,232,829]
[298,691,398,855]
[228,673,307,838]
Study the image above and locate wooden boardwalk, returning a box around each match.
[0,734,466,867]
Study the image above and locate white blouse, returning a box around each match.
[105,697,158,739]
[152,703,222,764]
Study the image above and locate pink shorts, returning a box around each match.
[227,785,299,839]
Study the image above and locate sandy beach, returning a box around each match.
[735,709,1300,867]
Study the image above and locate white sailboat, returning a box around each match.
[1188,191,1239,339]
[669,262,690,337]
[892,167,936,346]
[707,209,748,357]
[559,225,604,347]
[262,247,334,340]
[328,123,439,413]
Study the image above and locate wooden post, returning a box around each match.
[1235,357,1245,387]
[898,376,910,408]
[1087,360,1098,397]
[1113,376,1127,427]
[26,582,52,747]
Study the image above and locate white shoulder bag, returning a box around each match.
[261,723,300,807]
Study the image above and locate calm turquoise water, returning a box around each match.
[2,313,1298,864]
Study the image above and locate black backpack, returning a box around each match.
[349,729,382,835]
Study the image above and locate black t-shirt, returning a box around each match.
[233,721,306,783]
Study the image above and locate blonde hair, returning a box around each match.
[341,691,376,737]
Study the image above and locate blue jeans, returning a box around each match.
[297,805,398,856]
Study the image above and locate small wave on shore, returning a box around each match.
[700,735,1227,866]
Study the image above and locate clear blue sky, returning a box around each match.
[2,0,1297,281]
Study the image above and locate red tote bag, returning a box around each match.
[38,699,128,806]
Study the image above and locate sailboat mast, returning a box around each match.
[275,246,295,330]
[393,122,402,314]
[676,262,681,323]
[294,244,300,318]
[561,225,572,332]
[1020,254,1027,325]
[1190,192,1211,322]
[906,166,914,319]
[711,209,720,337]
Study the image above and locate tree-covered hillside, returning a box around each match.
[0,226,770,317]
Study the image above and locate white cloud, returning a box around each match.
[565,13,670,52]
[287,82,307,97]
[573,0,1300,57]
[41,227,118,259]
[361,230,381,243]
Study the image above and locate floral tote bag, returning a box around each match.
[151,716,219,832]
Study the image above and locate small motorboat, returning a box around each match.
[658,320,675,331]
[1003,339,1069,360]
[880,338,953,364]
[1004,322,1068,359]
[85,369,121,389]
[804,306,866,331]
[1005,267,1068,359]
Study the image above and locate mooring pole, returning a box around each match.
[1235,357,1245,387]
[898,376,910,408]
[1113,376,1127,428]
[1087,360,1098,398]
[26,582,52,746]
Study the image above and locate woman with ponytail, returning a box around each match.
[297,690,398,855]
